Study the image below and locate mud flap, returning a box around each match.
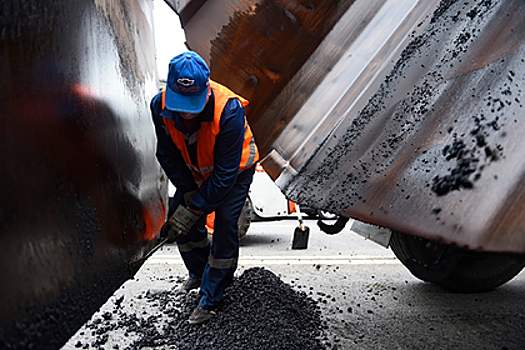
[350,220,392,248]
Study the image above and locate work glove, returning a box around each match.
[161,205,201,243]
[183,190,198,206]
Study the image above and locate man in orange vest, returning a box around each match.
[150,51,259,325]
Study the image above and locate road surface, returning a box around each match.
[62,219,525,349]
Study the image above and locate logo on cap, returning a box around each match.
[177,78,195,87]
[175,77,200,92]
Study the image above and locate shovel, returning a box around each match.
[292,204,310,250]
[129,237,168,270]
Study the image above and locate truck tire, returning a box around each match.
[238,198,252,239]
[390,231,525,292]
[248,197,262,221]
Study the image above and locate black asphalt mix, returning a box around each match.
[73,267,331,350]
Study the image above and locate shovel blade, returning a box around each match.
[292,226,310,250]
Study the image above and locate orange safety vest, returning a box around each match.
[161,80,259,187]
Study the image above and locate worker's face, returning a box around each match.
[179,112,198,120]
[179,87,211,120]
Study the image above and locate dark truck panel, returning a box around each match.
[0,1,166,348]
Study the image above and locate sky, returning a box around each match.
[153,0,187,80]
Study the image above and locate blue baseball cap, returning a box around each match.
[165,51,210,113]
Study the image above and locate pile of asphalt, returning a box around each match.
[75,267,329,350]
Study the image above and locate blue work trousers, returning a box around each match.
[168,166,255,310]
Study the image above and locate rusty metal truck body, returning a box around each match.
[170,0,525,291]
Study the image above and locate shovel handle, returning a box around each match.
[129,237,168,269]
[295,204,306,231]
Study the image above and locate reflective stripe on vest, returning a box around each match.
[161,80,259,186]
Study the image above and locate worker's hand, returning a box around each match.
[160,220,175,242]
[183,190,198,206]
[162,205,201,242]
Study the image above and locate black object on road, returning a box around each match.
[292,205,310,249]
[317,216,350,235]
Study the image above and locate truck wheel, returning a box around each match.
[238,198,252,240]
[390,231,525,292]
[248,198,262,221]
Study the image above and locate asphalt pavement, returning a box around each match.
[62,218,525,350]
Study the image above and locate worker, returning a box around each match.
[150,51,259,325]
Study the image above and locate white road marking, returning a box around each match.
[144,254,400,265]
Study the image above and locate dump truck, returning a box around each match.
[2,0,525,349]
[171,0,525,293]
